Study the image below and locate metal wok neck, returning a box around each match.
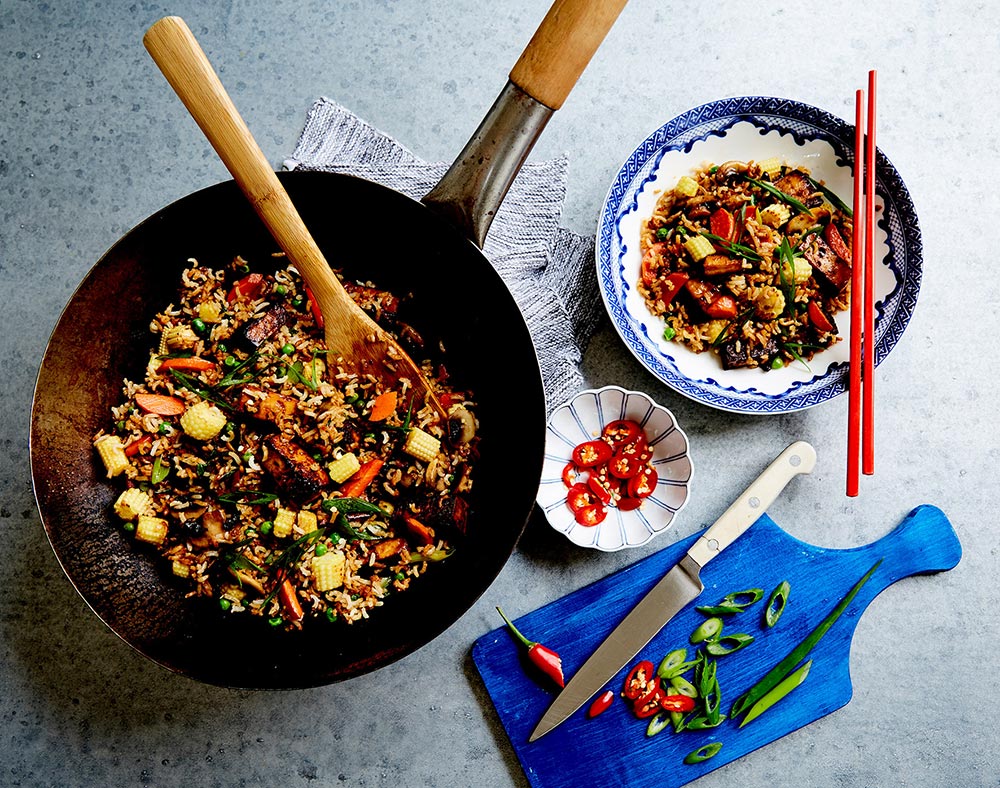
[421,81,553,248]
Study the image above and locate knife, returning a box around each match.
[528,440,817,742]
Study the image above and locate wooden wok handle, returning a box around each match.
[509,0,628,110]
[142,17,353,321]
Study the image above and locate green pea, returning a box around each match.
[115,420,127,431]
[771,357,785,369]
[315,543,328,557]
[350,594,360,601]
[325,609,338,623]
[709,165,719,174]
[394,572,405,582]
[273,284,287,296]
[280,343,295,355]
[242,452,253,464]
[259,521,273,536]
[191,318,207,335]
[158,423,170,435]
[655,227,669,241]
[291,296,305,309]
[123,521,136,532]
[268,616,283,627]
[223,355,238,368]
[218,598,232,612]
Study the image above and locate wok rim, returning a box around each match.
[30,170,546,688]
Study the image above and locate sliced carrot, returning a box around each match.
[157,357,216,372]
[368,390,398,422]
[134,393,186,416]
[338,458,383,498]
[124,434,153,457]
[402,512,435,546]
[278,577,304,622]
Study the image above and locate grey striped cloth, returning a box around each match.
[284,97,602,414]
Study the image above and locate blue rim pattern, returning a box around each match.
[596,96,922,414]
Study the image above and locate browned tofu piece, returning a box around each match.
[239,305,289,348]
[262,434,329,501]
[371,538,407,560]
[802,235,852,292]
[773,171,824,209]
[237,387,297,426]
[702,254,743,277]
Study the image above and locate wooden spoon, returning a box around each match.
[143,16,447,420]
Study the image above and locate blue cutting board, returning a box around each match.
[472,504,960,788]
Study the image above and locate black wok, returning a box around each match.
[30,0,626,688]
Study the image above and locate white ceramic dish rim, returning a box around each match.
[595,96,923,414]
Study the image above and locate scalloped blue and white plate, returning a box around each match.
[596,96,922,414]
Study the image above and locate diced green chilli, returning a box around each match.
[705,633,755,656]
[731,560,882,719]
[765,580,791,627]
[739,660,812,727]
[646,712,671,737]
[690,616,723,644]
[657,648,689,680]
[684,742,723,765]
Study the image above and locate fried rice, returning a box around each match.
[93,254,476,629]
[638,159,854,371]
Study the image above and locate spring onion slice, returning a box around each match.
[739,660,812,727]
[705,633,755,656]
[684,742,723,765]
[765,580,791,628]
[731,560,882,719]
[745,176,812,213]
[805,174,854,217]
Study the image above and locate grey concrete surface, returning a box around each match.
[2,1,996,786]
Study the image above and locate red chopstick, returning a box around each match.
[846,89,865,497]
[862,70,877,476]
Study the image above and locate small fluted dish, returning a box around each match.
[536,386,692,551]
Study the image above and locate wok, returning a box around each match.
[30,0,626,688]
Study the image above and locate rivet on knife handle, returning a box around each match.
[686,441,816,568]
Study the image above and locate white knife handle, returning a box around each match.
[686,441,817,567]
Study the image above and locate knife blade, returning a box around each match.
[528,440,817,742]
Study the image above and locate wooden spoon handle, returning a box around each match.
[508,0,628,110]
[143,16,351,318]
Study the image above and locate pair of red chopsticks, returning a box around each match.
[846,70,877,497]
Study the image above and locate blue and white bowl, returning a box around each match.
[596,96,922,414]
[537,386,692,551]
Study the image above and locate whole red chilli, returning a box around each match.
[496,606,565,688]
